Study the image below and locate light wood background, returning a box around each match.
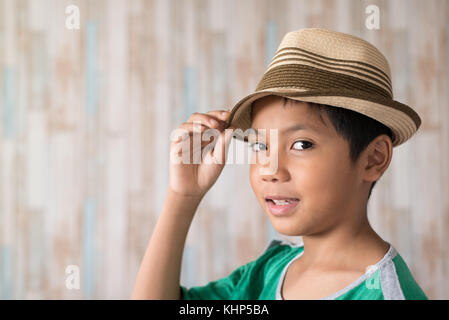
[0,0,448,299]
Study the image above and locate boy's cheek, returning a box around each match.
[249,167,260,193]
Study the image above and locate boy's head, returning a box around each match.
[248,95,393,236]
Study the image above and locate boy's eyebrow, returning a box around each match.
[281,123,319,133]
[250,123,321,134]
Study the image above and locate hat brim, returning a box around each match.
[225,88,421,147]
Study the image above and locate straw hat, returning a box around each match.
[225,28,421,147]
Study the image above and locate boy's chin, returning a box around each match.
[275,228,305,237]
[268,218,308,236]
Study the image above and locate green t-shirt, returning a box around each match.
[180,239,428,300]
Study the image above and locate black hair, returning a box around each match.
[250,96,393,200]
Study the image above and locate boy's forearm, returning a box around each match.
[131,187,202,299]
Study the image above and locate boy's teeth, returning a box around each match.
[272,199,294,205]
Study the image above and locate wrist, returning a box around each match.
[166,185,205,202]
[164,186,204,217]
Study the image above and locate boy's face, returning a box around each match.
[249,95,367,236]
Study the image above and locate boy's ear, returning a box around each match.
[362,134,393,183]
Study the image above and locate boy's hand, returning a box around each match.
[168,109,235,199]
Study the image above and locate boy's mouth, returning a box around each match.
[265,195,300,216]
[265,195,300,205]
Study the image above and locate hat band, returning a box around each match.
[267,53,392,96]
[256,64,392,100]
[267,47,392,92]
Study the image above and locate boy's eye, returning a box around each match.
[292,140,314,150]
[249,142,267,152]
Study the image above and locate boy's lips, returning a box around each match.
[264,195,300,216]
[264,195,300,201]
[265,197,300,216]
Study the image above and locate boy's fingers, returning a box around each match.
[186,113,220,128]
[172,122,224,148]
[178,121,225,138]
[205,109,231,121]
[171,122,208,144]
[187,110,231,128]
[180,121,209,133]
[179,121,209,131]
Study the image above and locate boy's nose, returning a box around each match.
[260,167,290,182]
[263,176,279,183]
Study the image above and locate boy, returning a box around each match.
[131,28,428,300]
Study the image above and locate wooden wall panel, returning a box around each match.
[0,0,447,299]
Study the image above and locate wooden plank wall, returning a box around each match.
[0,0,447,299]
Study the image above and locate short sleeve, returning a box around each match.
[180,259,256,300]
[179,239,288,300]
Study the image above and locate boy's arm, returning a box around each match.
[131,187,202,300]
